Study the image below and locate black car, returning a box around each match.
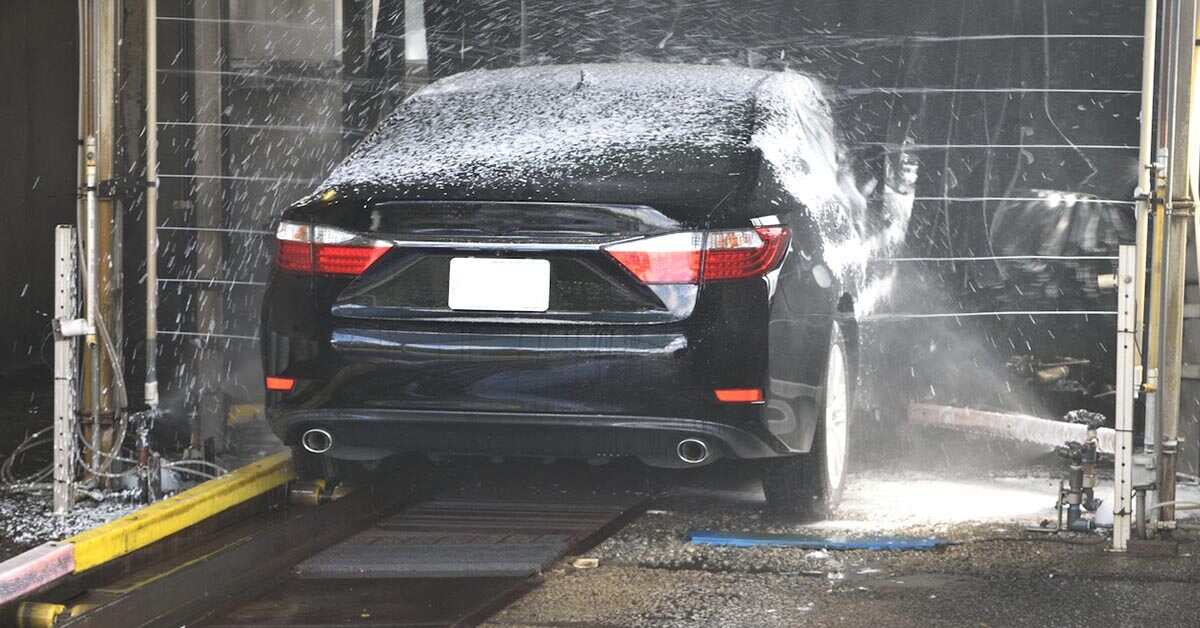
[262,63,869,515]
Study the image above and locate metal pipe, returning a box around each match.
[1146,500,1200,511]
[1134,0,1158,373]
[1154,0,1199,529]
[1136,487,1149,538]
[403,0,429,95]
[1143,0,1182,533]
[145,0,159,409]
[85,135,101,475]
[75,0,88,489]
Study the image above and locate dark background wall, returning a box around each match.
[137,0,1141,423]
[0,1,80,371]
[0,1,1146,429]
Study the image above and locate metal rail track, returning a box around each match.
[9,474,641,628]
[209,499,640,627]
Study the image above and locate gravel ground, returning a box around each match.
[484,446,1200,628]
[0,491,134,560]
[0,367,279,563]
[487,487,1200,628]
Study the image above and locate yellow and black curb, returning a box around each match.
[0,451,294,610]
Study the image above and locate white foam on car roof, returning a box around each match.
[323,62,893,313]
[324,63,772,193]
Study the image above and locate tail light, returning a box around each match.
[604,226,790,284]
[275,220,392,276]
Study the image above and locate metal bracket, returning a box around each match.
[1168,198,1195,217]
[54,317,94,338]
[96,175,142,201]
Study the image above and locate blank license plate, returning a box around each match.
[448,257,551,312]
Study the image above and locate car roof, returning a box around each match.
[321,63,833,220]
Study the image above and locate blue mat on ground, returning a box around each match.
[687,530,944,551]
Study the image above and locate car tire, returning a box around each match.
[762,320,852,517]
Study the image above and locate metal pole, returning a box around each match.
[1113,245,1138,551]
[1153,0,1198,531]
[1142,0,1200,535]
[53,227,80,515]
[404,0,429,94]
[97,0,122,427]
[79,0,121,478]
[190,0,225,454]
[1135,0,1159,372]
[85,135,101,474]
[1143,0,1180,534]
[145,0,159,409]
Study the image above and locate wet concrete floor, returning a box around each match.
[476,431,1200,627]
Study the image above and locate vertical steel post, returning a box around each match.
[1135,0,1158,375]
[84,135,101,475]
[53,227,79,515]
[191,0,225,451]
[1113,245,1138,551]
[79,0,122,477]
[404,0,428,93]
[145,0,159,409]
[1154,0,1199,530]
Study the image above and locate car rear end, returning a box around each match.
[261,197,796,467]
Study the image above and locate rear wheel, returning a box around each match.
[762,321,851,517]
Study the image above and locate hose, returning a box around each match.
[1146,501,1200,512]
[0,428,54,486]
[162,465,220,481]
[165,459,229,475]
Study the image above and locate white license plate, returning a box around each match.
[448,257,551,312]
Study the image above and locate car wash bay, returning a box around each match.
[2,1,1200,627]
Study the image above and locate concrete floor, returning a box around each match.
[484,478,1200,628]
[479,433,1200,628]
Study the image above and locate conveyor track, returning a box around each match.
[21,480,640,628]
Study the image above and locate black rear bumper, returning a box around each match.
[274,408,789,465]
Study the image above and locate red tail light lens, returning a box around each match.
[276,240,311,273]
[703,227,790,281]
[275,221,392,276]
[604,226,790,284]
[604,232,704,284]
[315,245,390,275]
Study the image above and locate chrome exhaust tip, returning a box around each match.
[676,438,710,465]
[300,428,333,454]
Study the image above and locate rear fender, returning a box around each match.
[763,236,842,453]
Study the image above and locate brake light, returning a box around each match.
[274,221,392,275]
[315,245,390,275]
[703,227,791,281]
[604,232,704,284]
[604,227,790,284]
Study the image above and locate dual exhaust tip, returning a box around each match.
[302,428,711,465]
[301,428,333,454]
[676,438,710,465]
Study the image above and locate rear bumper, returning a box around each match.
[272,408,789,465]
